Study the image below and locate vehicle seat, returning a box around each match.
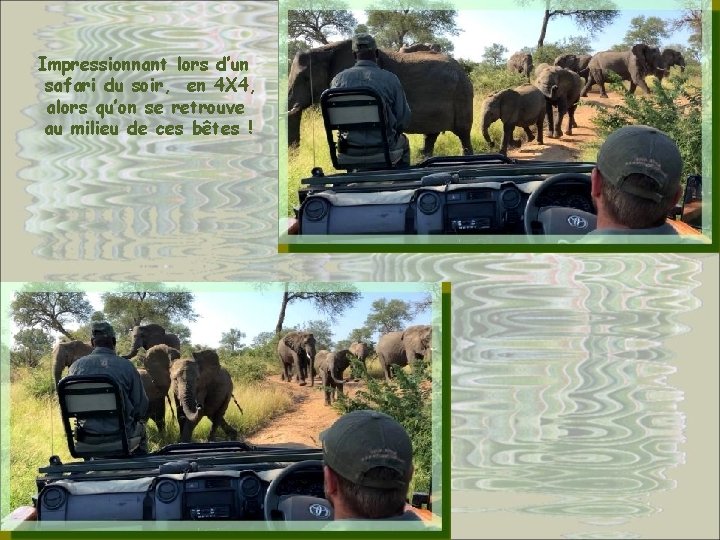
[320,87,403,171]
[57,375,141,459]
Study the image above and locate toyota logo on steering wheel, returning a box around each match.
[309,502,331,519]
[567,215,589,229]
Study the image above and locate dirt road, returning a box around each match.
[246,376,363,448]
[506,92,624,161]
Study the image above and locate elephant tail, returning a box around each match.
[231,394,244,415]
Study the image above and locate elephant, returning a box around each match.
[657,48,685,80]
[123,323,181,360]
[277,331,317,386]
[534,63,551,76]
[348,341,370,381]
[52,340,93,384]
[376,325,432,382]
[507,52,534,80]
[533,66,582,139]
[287,39,474,156]
[580,44,666,98]
[170,349,238,443]
[481,84,545,155]
[553,54,592,81]
[137,344,180,432]
[399,43,441,53]
[314,349,352,405]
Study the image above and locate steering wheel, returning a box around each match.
[524,173,596,237]
[263,460,333,523]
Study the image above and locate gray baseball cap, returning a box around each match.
[596,125,682,203]
[320,410,412,489]
[352,33,377,52]
[91,321,116,339]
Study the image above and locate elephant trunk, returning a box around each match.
[180,389,202,423]
[288,107,302,146]
[124,340,141,360]
[329,367,345,385]
[481,111,495,145]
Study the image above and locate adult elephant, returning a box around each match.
[581,44,666,98]
[138,344,180,432]
[376,325,432,382]
[507,52,534,80]
[481,84,545,155]
[348,342,369,365]
[657,48,685,80]
[123,323,181,360]
[553,54,592,81]
[534,66,582,139]
[52,340,93,384]
[287,39,474,156]
[315,349,352,405]
[277,331,317,386]
[170,350,238,443]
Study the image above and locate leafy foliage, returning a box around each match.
[288,5,357,45]
[364,298,415,336]
[481,43,508,68]
[221,350,270,384]
[11,286,92,339]
[275,283,360,333]
[589,72,701,178]
[101,287,197,333]
[622,15,669,49]
[336,359,432,492]
[304,319,334,351]
[532,35,593,65]
[471,65,527,97]
[365,1,459,50]
[11,328,52,368]
[220,328,247,353]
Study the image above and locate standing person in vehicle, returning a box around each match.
[320,409,422,521]
[68,321,149,455]
[330,33,412,167]
[584,125,685,236]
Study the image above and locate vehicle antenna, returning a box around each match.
[49,394,54,458]
[309,52,317,168]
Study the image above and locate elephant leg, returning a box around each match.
[634,77,651,94]
[554,102,566,138]
[628,81,637,94]
[455,130,473,155]
[208,422,219,441]
[522,125,535,142]
[218,417,238,439]
[567,105,577,135]
[500,123,515,155]
[535,114,544,145]
[545,102,556,138]
[292,353,306,386]
[422,133,440,157]
[580,76,593,97]
[323,375,331,405]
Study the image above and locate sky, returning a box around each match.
[76,289,433,348]
[349,8,693,62]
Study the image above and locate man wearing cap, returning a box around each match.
[68,321,149,454]
[320,409,422,521]
[330,33,412,167]
[585,124,684,236]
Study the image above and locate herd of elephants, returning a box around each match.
[51,323,433,444]
[287,39,686,157]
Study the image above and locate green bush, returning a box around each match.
[221,352,271,384]
[472,65,528,97]
[589,72,702,178]
[18,362,57,400]
[336,359,432,494]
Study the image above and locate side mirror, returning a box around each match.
[680,175,702,229]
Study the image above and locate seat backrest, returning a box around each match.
[320,87,398,171]
[57,375,134,459]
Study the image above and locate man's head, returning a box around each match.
[592,125,683,229]
[321,410,413,519]
[90,321,116,349]
[352,33,378,62]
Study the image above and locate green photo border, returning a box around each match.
[0,281,451,539]
[278,1,717,254]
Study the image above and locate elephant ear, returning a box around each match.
[631,44,650,73]
[283,332,299,349]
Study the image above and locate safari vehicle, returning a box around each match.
[3,375,435,529]
[288,87,704,241]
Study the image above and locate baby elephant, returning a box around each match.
[481,85,546,155]
[315,349,352,405]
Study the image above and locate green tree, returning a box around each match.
[274,284,360,334]
[251,331,276,349]
[517,0,619,48]
[364,298,414,335]
[412,294,433,316]
[622,16,669,48]
[220,328,246,353]
[481,43,508,67]
[11,328,53,367]
[101,287,196,334]
[11,287,92,339]
[304,319,334,351]
[671,2,701,58]
[288,4,357,45]
[365,0,459,50]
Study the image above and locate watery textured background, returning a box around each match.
[1,2,718,538]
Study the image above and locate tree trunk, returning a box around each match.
[537,6,551,49]
[275,288,290,335]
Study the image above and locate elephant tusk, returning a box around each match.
[288,104,302,115]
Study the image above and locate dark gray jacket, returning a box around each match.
[68,347,149,435]
[330,60,412,148]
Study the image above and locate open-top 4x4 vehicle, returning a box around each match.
[4,375,434,529]
[289,87,703,240]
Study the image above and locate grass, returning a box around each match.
[7,363,294,513]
